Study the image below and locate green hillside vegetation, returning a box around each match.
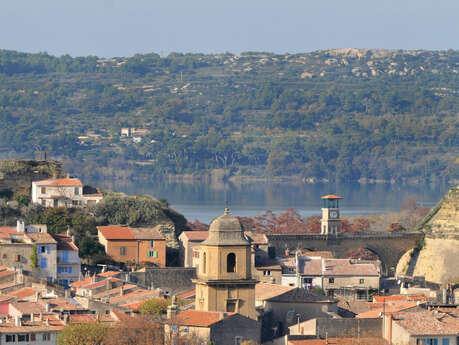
[0,48,457,183]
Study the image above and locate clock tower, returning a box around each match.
[321,194,342,235]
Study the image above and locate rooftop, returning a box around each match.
[266,288,337,304]
[255,282,295,301]
[392,308,459,336]
[34,178,82,187]
[174,310,234,327]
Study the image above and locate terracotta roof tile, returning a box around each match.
[7,288,37,299]
[53,234,78,251]
[266,288,337,303]
[256,282,295,301]
[356,301,424,318]
[26,232,56,244]
[392,308,459,335]
[322,259,380,276]
[289,338,388,345]
[97,271,121,278]
[70,277,93,288]
[373,295,425,303]
[321,194,343,199]
[130,227,165,240]
[176,289,196,299]
[97,226,135,240]
[34,178,82,187]
[83,278,120,290]
[182,231,209,241]
[174,310,234,327]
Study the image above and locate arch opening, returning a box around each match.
[227,253,236,273]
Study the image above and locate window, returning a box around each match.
[40,246,46,253]
[304,278,313,284]
[202,252,206,274]
[53,199,58,207]
[42,332,51,341]
[234,336,243,345]
[30,334,36,341]
[329,277,334,284]
[18,334,29,342]
[58,266,72,274]
[418,339,439,345]
[359,279,365,284]
[41,187,46,194]
[62,250,69,263]
[226,301,236,312]
[149,240,155,248]
[227,253,236,273]
[288,267,295,273]
[442,339,450,345]
[263,270,271,276]
[15,254,20,262]
[72,200,78,206]
[120,246,126,256]
[147,251,158,258]
[6,334,15,342]
[40,258,47,269]
[74,187,80,195]
[41,199,46,206]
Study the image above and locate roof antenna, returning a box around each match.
[224,189,230,215]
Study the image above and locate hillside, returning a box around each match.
[0,48,458,183]
[396,186,459,285]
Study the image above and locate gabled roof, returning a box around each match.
[356,301,424,318]
[266,288,337,304]
[321,194,342,199]
[181,231,209,241]
[322,259,380,276]
[392,308,459,336]
[255,282,295,301]
[97,225,165,241]
[97,225,135,240]
[34,178,83,187]
[26,232,56,244]
[174,310,234,327]
[53,234,78,251]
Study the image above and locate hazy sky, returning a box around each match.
[0,0,457,57]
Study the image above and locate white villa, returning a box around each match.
[31,178,103,208]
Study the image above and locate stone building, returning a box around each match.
[321,194,342,235]
[194,208,258,319]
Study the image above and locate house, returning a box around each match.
[31,178,103,208]
[166,309,261,345]
[281,254,381,301]
[97,225,166,267]
[262,288,338,335]
[383,307,459,345]
[54,233,81,287]
[178,231,209,267]
[0,221,80,285]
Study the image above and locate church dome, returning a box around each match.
[202,208,249,246]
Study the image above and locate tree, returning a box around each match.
[138,298,169,317]
[57,322,108,345]
[103,316,164,345]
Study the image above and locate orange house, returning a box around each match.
[97,225,166,267]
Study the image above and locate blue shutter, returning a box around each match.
[62,251,69,263]
[46,246,50,254]
[40,258,47,268]
[68,267,72,273]
[153,251,158,258]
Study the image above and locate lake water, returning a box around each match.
[88,179,451,224]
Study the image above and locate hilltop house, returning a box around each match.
[31,178,103,208]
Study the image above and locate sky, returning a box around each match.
[0,0,458,58]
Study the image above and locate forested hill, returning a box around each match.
[0,48,457,183]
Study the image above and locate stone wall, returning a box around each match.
[0,243,35,272]
[128,267,196,295]
[314,318,382,338]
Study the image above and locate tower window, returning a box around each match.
[227,253,236,273]
[202,252,206,274]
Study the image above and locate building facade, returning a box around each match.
[97,225,166,267]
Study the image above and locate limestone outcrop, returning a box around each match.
[396,186,459,285]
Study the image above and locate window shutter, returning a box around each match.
[68,267,72,273]
[46,246,50,254]
[153,251,158,258]
[147,251,151,257]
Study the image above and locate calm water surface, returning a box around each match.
[88,179,451,224]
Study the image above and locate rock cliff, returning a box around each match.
[396,186,459,285]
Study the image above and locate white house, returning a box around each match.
[31,178,103,208]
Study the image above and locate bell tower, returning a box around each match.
[321,194,342,235]
[194,208,257,319]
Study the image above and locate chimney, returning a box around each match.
[442,288,447,304]
[16,220,25,233]
[63,314,69,325]
[119,285,124,296]
[45,303,51,313]
[167,296,178,319]
[30,313,34,322]
[66,226,71,236]
[65,289,70,298]
[106,280,112,291]
[34,291,39,302]
[285,249,290,257]
[45,317,50,326]
[14,316,21,327]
